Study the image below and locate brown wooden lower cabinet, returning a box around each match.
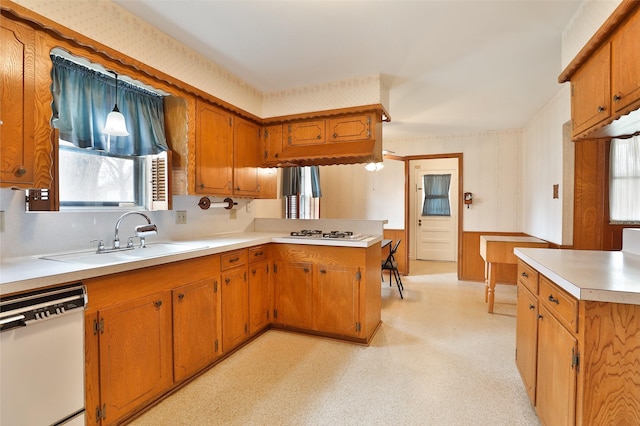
[84,243,381,425]
[84,255,220,425]
[173,278,221,383]
[515,260,640,425]
[271,243,381,342]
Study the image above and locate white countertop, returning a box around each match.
[514,247,640,305]
[1,232,382,295]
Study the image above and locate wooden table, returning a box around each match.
[480,235,549,313]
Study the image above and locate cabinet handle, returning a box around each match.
[178,293,185,300]
[521,272,529,278]
[229,257,240,263]
[529,304,535,310]
[16,166,27,176]
[275,153,279,158]
[548,294,559,304]
[613,94,622,102]
[254,251,263,257]
[597,106,606,113]
[154,300,163,308]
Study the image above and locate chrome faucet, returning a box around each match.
[113,211,158,250]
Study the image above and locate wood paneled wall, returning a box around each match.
[574,140,640,250]
[382,229,406,275]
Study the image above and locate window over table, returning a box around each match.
[609,135,640,223]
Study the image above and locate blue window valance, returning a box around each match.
[50,55,168,156]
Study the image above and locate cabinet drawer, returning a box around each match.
[539,276,578,333]
[517,261,539,294]
[221,249,248,271]
[249,245,268,263]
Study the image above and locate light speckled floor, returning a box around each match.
[129,263,539,425]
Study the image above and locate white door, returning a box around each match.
[415,165,458,262]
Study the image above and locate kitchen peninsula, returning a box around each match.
[1,218,385,425]
[513,229,640,425]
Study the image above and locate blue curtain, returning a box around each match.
[51,56,168,156]
[281,166,321,197]
[422,174,451,216]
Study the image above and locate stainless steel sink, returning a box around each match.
[41,242,209,266]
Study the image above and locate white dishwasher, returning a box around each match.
[1,283,87,425]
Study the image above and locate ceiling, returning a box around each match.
[114,0,583,140]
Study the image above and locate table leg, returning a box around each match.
[487,262,496,313]
[484,261,489,302]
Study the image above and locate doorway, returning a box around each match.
[406,155,462,274]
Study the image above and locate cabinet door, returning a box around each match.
[173,278,220,382]
[286,120,325,146]
[327,114,373,143]
[0,19,35,186]
[314,265,360,337]
[233,116,261,196]
[248,259,272,335]
[571,42,611,137]
[221,266,249,352]
[195,100,233,195]
[611,8,640,113]
[98,291,173,424]
[262,124,283,165]
[536,305,577,426]
[515,283,538,405]
[273,261,313,329]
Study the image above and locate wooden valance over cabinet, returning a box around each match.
[560,0,640,140]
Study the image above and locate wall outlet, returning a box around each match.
[176,210,187,224]
[230,209,237,220]
[246,201,252,213]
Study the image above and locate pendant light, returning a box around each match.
[104,71,129,136]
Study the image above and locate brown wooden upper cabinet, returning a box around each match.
[195,100,276,198]
[195,100,234,195]
[571,43,611,137]
[0,18,51,189]
[567,4,640,139]
[611,7,640,114]
[263,112,381,165]
[327,113,373,143]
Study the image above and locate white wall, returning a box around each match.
[318,159,404,229]
[370,130,523,233]
[519,0,622,245]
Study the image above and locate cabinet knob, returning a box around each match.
[529,304,535,310]
[16,166,27,176]
[320,269,326,274]
[597,106,606,113]
[537,314,544,320]
[154,300,163,308]
[613,94,622,102]
[521,272,529,278]
[225,278,231,284]
[304,267,310,273]
[333,133,338,138]
[317,135,321,139]
[178,293,185,300]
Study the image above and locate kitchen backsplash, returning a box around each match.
[0,189,267,259]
